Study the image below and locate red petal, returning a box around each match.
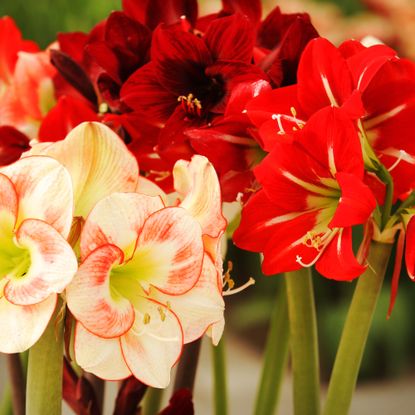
[38,96,99,142]
[297,38,353,115]
[0,126,30,166]
[329,172,376,229]
[405,216,415,279]
[145,0,198,29]
[315,228,366,280]
[58,32,89,64]
[221,0,262,25]
[204,14,254,63]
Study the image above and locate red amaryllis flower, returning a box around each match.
[0,126,30,166]
[246,37,415,199]
[233,107,377,280]
[121,13,265,124]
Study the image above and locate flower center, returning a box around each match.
[0,232,31,281]
[178,93,202,117]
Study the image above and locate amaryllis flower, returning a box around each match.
[234,107,377,280]
[247,37,415,199]
[0,156,77,353]
[67,155,225,387]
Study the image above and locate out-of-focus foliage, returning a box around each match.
[0,0,121,48]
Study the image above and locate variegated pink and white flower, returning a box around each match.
[0,156,77,353]
[66,155,226,387]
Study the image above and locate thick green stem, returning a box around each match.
[173,338,202,392]
[323,241,393,415]
[0,385,12,415]
[6,354,25,415]
[142,388,164,415]
[254,278,290,415]
[377,165,394,230]
[286,268,320,415]
[212,336,228,415]
[26,300,64,415]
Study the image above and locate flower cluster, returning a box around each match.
[2,0,415,408]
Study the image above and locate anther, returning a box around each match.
[143,313,151,325]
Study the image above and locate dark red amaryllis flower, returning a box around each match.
[233,107,377,280]
[246,37,415,200]
[0,126,30,165]
[121,13,266,124]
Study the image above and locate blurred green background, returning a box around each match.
[2,0,415,383]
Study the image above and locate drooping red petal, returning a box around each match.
[315,228,366,280]
[204,14,254,63]
[297,38,353,115]
[329,172,376,229]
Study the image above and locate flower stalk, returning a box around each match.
[254,278,290,415]
[323,241,393,415]
[26,300,65,415]
[212,336,228,415]
[285,268,320,415]
[142,388,164,415]
[6,354,25,415]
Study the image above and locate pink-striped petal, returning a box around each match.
[134,207,203,295]
[120,298,183,388]
[151,254,224,344]
[28,122,139,218]
[74,323,132,381]
[174,155,227,238]
[80,193,164,261]
[0,294,57,353]
[1,156,73,237]
[67,244,135,339]
[4,219,77,305]
[0,173,18,228]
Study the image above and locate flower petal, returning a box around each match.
[0,172,18,228]
[315,227,366,280]
[329,172,376,229]
[151,254,224,344]
[134,207,204,295]
[405,216,415,279]
[174,155,227,238]
[80,193,165,260]
[28,122,139,218]
[4,219,78,305]
[67,244,135,339]
[74,323,132,381]
[0,294,56,353]
[1,156,74,237]
[120,298,183,388]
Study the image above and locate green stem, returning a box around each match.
[323,241,393,415]
[0,385,12,415]
[26,300,64,415]
[286,268,320,415]
[254,278,290,415]
[142,388,164,415]
[376,164,394,230]
[6,354,25,415]
[212,336,228,415]
[173,338,202,392]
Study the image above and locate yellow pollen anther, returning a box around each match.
[157,306,166,322]
[178,93,203,116]
[143,313,151,325]
[99,102,109,114]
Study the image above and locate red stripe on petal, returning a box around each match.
[67,244,135,339]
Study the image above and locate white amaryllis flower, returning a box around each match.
[66,155,226,388]
[0,156,77,353]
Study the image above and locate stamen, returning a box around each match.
[178,93,202,117]
[223,277,255,296]
[143,313,151,325]
[99,102,109,114]
[272,114,286,135]
[157,306,166,322]
[148,170,171,182]
[386,149,415,172]
[223,261,235,290]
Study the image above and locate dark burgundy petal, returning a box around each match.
[146,0,198,29]
[204,14,255,63]
[316,228,366,280]
[0,126,30,166]
[38,96,99,142]
[50,49,98,105]
[121,63,177,123]
[221,0,262,25]
[159,388,194,415]
[151,26,212,95]
[113,376,147,415]
[85,41,121,83]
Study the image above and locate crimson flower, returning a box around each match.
[233,107,376,280]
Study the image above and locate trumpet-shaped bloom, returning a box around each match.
[0,156,77,353]
[234,107,377,280]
